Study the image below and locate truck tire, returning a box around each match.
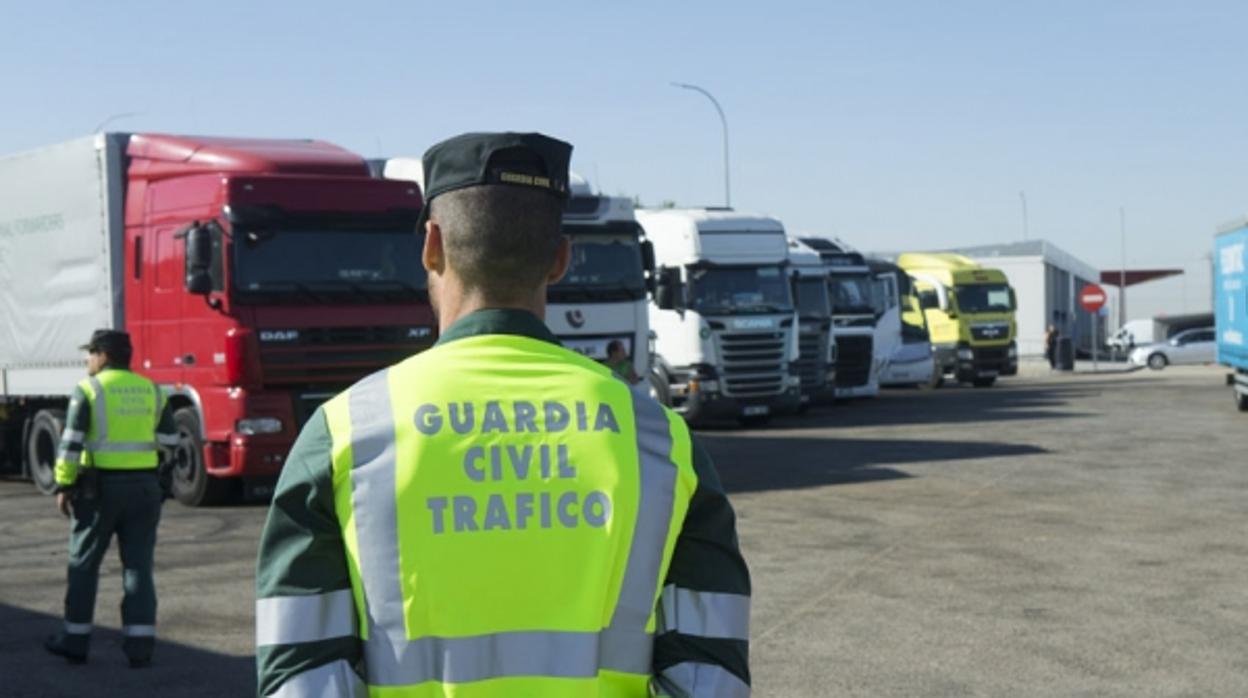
[972,377,997,388]
[1237,391,1248,413]
[646,369,672,407]
[1147,353,1168,370]
[25,409,64,495]
[170,407,232,506]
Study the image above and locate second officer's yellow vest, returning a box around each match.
[81,369,162,469]
[323,334,698,697]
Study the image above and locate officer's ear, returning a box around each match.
[547,235,571,285]
[423,220,446,275]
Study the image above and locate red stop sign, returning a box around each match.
[1079,283,1107,313]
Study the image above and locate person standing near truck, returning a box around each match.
[44,330,178,668]
[255,132,752,697]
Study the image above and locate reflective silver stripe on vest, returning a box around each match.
[658,585,751,641]
[57,448,83,465]
[268,659,367,698]
[256,590,357,646]
[657,662,751,698]
[157,433,180,447]
[346,371,407,665]
[345,376,679,686]
[64,429,85,443]
[85,376,157,453]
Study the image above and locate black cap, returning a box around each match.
[80,329,132,354]
[415,132,573,230]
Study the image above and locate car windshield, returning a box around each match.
[689,266,793,315]
[955,284,1012,313]
[829,274,875,315]
[793,276,831,318]
[549,224,646,302]
[233,228,425,303]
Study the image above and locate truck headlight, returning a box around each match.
[1008,344,1018,358]
[957,347,974,361]
[236,418,283,435]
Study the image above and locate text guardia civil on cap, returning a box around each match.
[420,132,573,204]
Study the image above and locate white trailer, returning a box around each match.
[639,208,801,425]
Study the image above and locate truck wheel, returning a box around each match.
[1147,353,1168,370]
[646,369,671,407]
[25,409,64,495]
[1237,391,1248,413]
[170,408,232,506]
[972,377,997,388]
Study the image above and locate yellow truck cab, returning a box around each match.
[896,253,1018,387]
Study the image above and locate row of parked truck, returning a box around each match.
[0,133,1020,505]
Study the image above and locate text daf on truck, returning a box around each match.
[0,134,434,505]
[640,209,801,425]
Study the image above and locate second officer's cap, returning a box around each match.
[415,132,573,230]
[80,329,132,354]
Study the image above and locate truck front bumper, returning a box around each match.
[954,342,1018,382]
[676,386,803,424]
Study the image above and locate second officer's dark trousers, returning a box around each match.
[62,470,163,661]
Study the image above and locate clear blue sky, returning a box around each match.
[2,1,1243,314]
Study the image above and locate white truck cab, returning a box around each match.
[798,238,880,398]
[787,238,838,405]
[378,163,652,386]
[640,208,802,425]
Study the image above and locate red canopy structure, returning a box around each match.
[1100,269,1184,327]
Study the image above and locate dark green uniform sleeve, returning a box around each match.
[652,436,752,696]
[54,385,92,488]
[255,409,363,697]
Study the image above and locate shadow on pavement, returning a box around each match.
[0,603,255,698]
[700,434,1049,494]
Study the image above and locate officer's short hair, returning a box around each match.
[101,346,133,369]
[430,184,564,303]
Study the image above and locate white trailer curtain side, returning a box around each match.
[0,134,128,396]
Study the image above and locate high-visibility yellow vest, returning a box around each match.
[80,369,162,470]
[323,334,698,697]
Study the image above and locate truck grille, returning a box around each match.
[258,325,434,385]
[794,330,828,391]
[972,346,1010,369]
[835,335,873,388]
[717,330,786,397]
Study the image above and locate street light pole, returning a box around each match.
[1019,191,1029,242]
[672,82,730,208]
[1119,207,1127,330]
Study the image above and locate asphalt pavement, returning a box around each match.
[1,365,1244,697]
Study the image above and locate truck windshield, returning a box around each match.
[549,224,646,302]
[233,228,426,303]
[793,276,831,318]
[829,274,875,315]
[956,284,1012,313]
[689,266,793,315]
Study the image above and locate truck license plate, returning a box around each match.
[743,405,770,416]
[978,370,999,378]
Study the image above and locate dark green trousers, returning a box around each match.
[63,471,163,660]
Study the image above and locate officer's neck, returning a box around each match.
[435,283,547,335]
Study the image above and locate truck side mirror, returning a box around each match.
[654,267,683,311]
[184,223,215,295]
[640,240,655,274]
[1009,287,1018,311]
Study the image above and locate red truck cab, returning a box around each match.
[123,135,433,504]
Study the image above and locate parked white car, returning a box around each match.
[1129,327,1217,370]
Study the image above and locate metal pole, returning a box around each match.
[1020,191,1029,242]
[672,82,730,208]
[1119,207,1127,330]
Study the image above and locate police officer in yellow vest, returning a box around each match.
[256,133,752,697]
[44,329,177,668]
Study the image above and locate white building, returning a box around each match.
[945,240,1105,357]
